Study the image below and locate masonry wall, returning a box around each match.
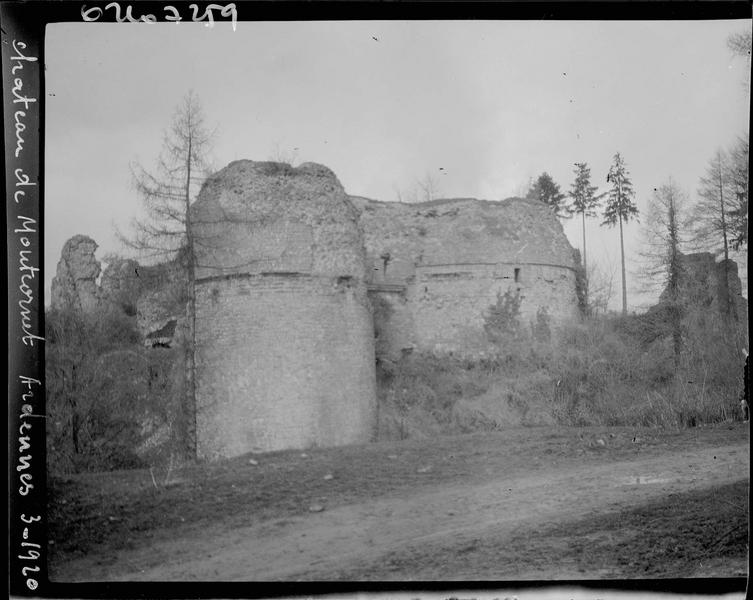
[353,195,580,358]
[370,287,415,360]
[407,262,577,353]
[196,274,376,458]
[191,161,377,458]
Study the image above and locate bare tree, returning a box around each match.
[268,142,300,165]
[691,149,736,317]
[417,172,440,202]
[641,179,690,365]
[728,29,752,93]
[726,134,749,252]
[586,257,616,316]
[728,30,752,57]
[119,91,215,459]
[394,172,441,203]
[45,305,145,473]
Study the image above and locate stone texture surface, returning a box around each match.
[351,196,580,358]
[50,162,589,460]
[50,234,102,312]
[192,161,377,458]
[663,252,748,324]
[99,256,142,311]
[191,161,367,281]
[195,275,376,458]
[134,261,187,344]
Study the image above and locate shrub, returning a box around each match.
[376,308,747,440]
[46,305,189,474]
[483,289,523,343]
[46,306,147,473]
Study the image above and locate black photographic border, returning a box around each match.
[3,1,750,597]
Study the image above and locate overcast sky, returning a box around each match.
[45,19,750,310]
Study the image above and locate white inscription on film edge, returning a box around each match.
[81,3,238,30]
[10,37,42,591]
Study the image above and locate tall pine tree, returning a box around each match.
[568,162,602,311]
[602,152,639,315]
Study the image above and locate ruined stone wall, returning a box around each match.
[370,286,415,361]
[195,274,375,457]
[408,262,577,353]
[351,196,580,357]
[52,162,584,460]
[662,252,749,330]
[191,161,377,458]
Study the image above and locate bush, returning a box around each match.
[46,306,147,473]
[46,306,189,474]
[376,309,748,440]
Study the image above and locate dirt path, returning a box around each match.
[59,440,748,581]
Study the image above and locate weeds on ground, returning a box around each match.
[377,307,747,439]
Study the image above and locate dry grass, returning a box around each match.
[377,312,747,440]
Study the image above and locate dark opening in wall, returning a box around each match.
[514,268,521,283]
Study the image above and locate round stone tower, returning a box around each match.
[191,161,377,458]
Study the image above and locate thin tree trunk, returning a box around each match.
[717,151,734,320]
[581,211,588,312]
[184,134,197,459]
[619,214,627,315]
[667,185,682,368]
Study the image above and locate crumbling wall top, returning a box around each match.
[351,195,577,282]
[191,160,367,281]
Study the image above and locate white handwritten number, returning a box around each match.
[82,3,236,29]
[219,3,237,31]
[20,514,40,524]
[81,5,103,21]
[189,3,237,31]
[164,5,182,23]
[22,565,40,577]
[104,2,156,23]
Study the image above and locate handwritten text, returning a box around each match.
[82,3,237,31]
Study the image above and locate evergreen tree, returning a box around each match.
[568,162,603,311]
[527,172,570,217]
[602,152,639,315]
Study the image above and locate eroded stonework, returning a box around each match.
[352,196,580,358]
[54,161,587,459]
[50,234,102,312]
[191,161,377,458]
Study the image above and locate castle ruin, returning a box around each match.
[52,160,583,459]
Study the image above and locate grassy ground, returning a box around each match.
[48,422,748,579]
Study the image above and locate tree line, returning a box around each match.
[526,133,748,318]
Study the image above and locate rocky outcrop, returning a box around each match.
[50,234,102,312]
[50,234,186,347]
[99,257,142,315]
